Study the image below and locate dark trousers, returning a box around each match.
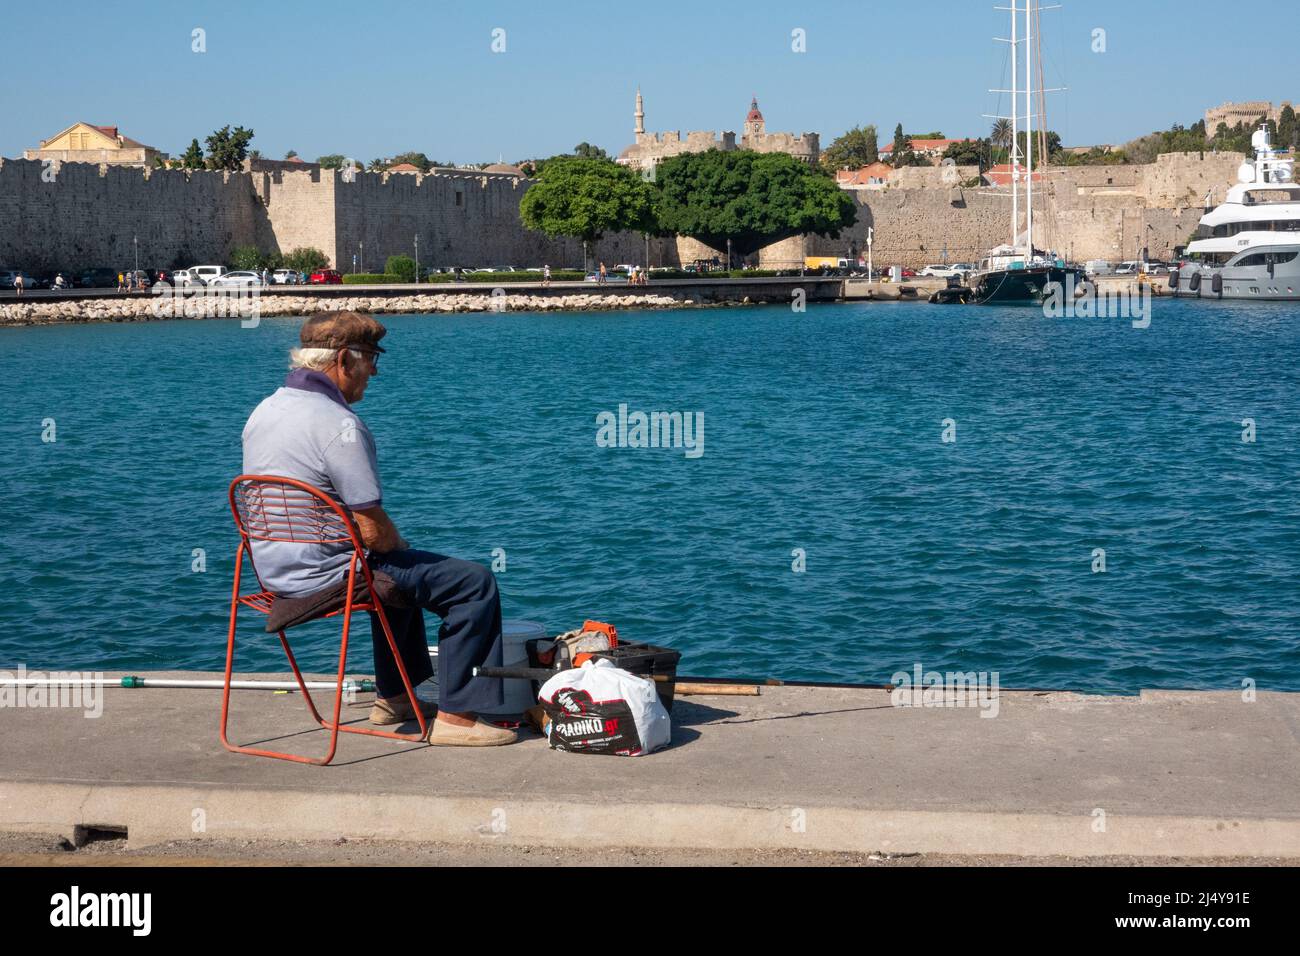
[366,549,504,714]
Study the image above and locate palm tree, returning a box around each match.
[367,157,388,172]
[991,119,1012,151]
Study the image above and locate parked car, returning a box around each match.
[271,268,300,285]
[126,269,152,289]
[309,269,343,284]
[919,264,963,278]
[77,267,120,288]
[189,265,228,284]
[1113,261,1141,275]
[208,270,263,287]
[1085,260,1115,276]
[3,270,47,290]
[166,268,201,287]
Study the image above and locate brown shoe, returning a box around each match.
[369,695,438,726]
[427,717,519,747]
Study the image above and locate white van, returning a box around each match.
[1086,260,1116,276]
[190,265,227,284]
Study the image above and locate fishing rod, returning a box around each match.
[0,676,376,693]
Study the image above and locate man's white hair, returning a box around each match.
[289,347,339,371]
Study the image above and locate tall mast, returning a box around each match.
[1010,0,1019,253]
[1025,0,1034,261]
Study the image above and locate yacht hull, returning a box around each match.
[1170,252,1300,301]
[970,266,1085,305]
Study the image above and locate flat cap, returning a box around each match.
[299,311,387,353]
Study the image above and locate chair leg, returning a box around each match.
[301,604,429,743]
[221,546,340,766]
[221,558,429,764]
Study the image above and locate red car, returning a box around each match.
[309,269,342,284]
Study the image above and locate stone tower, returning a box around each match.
[744,96,765,140]
[635,87,645,136]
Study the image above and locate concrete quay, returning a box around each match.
[1,671,1296,861]
[0,277,848,326]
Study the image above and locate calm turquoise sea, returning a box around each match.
[1,298,1297,694]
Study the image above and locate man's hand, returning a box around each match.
[352,505,407,554]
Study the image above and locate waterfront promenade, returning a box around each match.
[0,277,927,326]
[2,671,1297,863]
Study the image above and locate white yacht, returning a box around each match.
[1172,125,1300,300]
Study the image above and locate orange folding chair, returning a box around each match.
[222,474,429,765]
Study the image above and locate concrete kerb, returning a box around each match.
[3,781,1298,858]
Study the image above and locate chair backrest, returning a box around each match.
[229,475,361,548]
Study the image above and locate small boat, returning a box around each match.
[929,285,972,304]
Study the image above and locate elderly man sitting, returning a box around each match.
[241,311,517,746]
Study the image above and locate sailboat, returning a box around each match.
[968,0,1082,305]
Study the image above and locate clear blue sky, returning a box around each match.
[1,0,1293,165]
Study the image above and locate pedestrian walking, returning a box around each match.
[542,264,551,287]
[14,273,24,297]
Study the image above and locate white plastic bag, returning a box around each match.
[538,658,671,756]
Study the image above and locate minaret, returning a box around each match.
[634,87,645,137]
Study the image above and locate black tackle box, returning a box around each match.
[515,639,683,712]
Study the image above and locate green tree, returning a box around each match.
[385,254,417,282]
[204,125,255,171]
[519,156,655,269]
[284,149,298,160]
[230,245,263,270]
[653,150,857,261]
[179,139,205,170]
[367,157,388,172]
[390,151,433,171]
[943,138,985,166]
[820,124,879,171]
[891,123,908,155]
[990,119,1012,149]
[1278,105,1297,149]
[317,154,347,169]
[572,142,610,161]
[892,149,930,167]
[283,247,330,273]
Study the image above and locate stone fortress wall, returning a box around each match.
[0,150,1251,276]
[799,151,1249,268]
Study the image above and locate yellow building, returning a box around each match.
[23,122,165,167]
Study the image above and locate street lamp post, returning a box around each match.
[414,234,420,284]
[360,241,364,274]
[867,227,874,282]
[133,235,139,274]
